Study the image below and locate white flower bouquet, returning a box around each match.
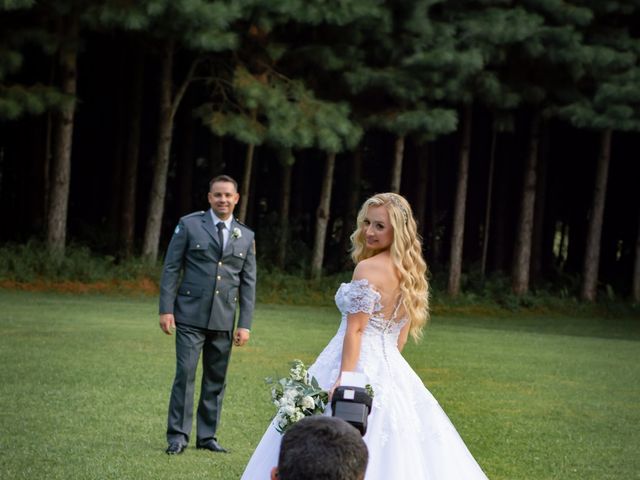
[266,359,329,433]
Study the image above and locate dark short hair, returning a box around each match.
[278,416,368,480]
[209,174,238,192]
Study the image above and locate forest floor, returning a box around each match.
[1,276,638,320]
[0,277,161,295]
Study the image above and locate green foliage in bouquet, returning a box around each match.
[266,359,329,433]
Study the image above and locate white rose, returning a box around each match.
[301,396,315,409]
[283,389,297,402]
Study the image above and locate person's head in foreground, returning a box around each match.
[271,416,369,480]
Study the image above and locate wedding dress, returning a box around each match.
[241,279,489,479]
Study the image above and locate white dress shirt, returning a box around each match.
[210,210,232,249]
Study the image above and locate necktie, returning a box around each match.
[216,222,226,255]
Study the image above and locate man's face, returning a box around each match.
[208,181,239,220]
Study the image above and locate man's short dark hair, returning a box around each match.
[209,174,238,192]
[277,416,368,480]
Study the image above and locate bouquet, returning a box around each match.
[266,359,329,433]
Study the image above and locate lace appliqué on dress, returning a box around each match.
[335,278,383,316]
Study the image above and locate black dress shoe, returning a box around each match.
[166,442,186,455]
[196,439,228,453]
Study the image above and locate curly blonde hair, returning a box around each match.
[350,193,429,342]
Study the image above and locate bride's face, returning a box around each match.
[363,205,393,251]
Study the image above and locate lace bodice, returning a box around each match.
[335,279,407,335]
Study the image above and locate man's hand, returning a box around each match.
[159,313,176,335]
[234,328,250,346]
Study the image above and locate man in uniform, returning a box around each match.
[159,174,257,455]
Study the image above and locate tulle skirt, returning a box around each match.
[241,325,489,479]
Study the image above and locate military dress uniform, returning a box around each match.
[159,210,257,448]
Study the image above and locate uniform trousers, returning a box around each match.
[166,323,232,445]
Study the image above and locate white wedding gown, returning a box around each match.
[241,279,489,479]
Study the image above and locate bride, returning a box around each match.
[242,193,488,479]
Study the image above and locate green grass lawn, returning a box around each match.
[0,290,638,480]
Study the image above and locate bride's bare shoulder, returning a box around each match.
[353,254,392,289]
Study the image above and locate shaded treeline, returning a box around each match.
[0,1,639,302]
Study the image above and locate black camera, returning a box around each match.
[331,386,373,436]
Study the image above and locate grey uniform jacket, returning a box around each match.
[159,210,257,331]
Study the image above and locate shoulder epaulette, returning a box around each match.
[182,210,206,220]
[234,218,254,232]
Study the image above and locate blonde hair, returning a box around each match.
[350,193,429,342]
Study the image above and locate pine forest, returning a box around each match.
[1,0,640,303]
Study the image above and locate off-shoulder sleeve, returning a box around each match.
[342,279,381,315]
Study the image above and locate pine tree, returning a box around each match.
[507,2,595,295]
[433,2,542,295]
[0,3,77,255]
[276,150,294,269]
[0,5,69,120]
[344,1,465,192]
[440,1,600,295]
[554,1,640,301]
[91,0,243,261]
[119,42,144,258]
[46,11,78,256]
[196,1,374,275]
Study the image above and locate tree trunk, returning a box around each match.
[491,154,509,272]
[557,222,568,268]
[0,148,4,217]
[390,134,405,193]
[141,43,196,261]
[581,128,612,301]
[276,160,293,269]
[237,108,257,222]
[109,135,124,237]
[238,142,255,222]
[142,39,175,261]
[481,127,497,279]
[246,153,259,227]
[177,92,195,215]
[511,112,540,295]
[209,134,224,177]
[339,148,362,261]
[291,159,305,230]
[632,208,640,303]
[414,146,428,240]
[531,124,549,287]
[311,152,336,279]
[46,16,78,256]
[30,117,48,231]
[43,111,53,223]
[447,104,472,297]
[119,46,144,257]
[42,56,56,225]
[429,146,440,266]
[108,50,127,237]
